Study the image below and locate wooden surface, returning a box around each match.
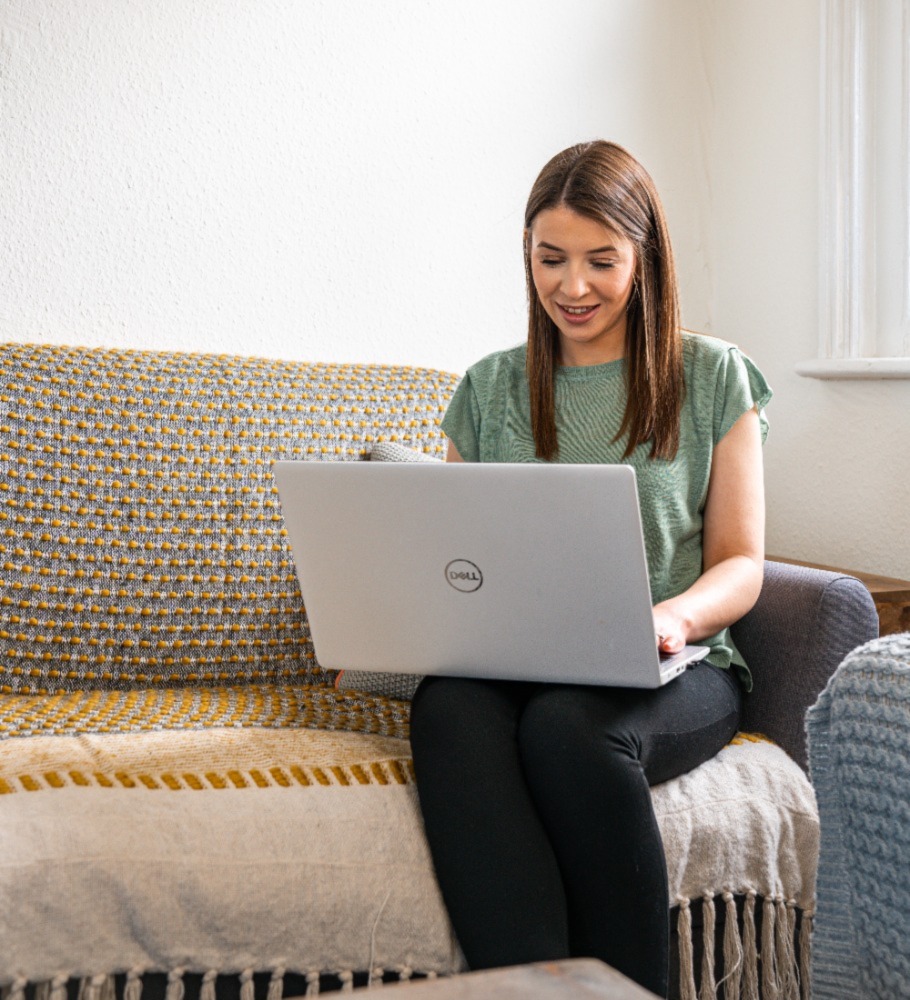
[768,554,910,635]
[343,960,659,999]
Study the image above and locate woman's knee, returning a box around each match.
[410,676,524,756]
[518,687,640,767]
[410,676,474,745]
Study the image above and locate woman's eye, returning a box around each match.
[592,261,615,270]
[540,258,563,268]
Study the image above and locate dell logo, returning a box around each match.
[445,559,483,593]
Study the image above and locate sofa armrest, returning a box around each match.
[729,559,879,772]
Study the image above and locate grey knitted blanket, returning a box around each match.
[806,632,910,998]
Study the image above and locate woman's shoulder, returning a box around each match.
[681,330,764,390]
[680,330,742,367]
[680,330,773,442]
[464,342,527,394]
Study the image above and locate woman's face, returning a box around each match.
[529,204,637,366]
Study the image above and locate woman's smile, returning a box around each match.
[556,302,601,324]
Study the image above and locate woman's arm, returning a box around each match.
[446,439,465,463]
[653,407,765,654]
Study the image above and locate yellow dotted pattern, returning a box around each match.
[0,758,416,794]
[0,683,411,740]
[0,344,458,695]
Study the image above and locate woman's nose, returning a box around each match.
[560,266,588,299]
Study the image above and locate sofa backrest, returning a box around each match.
[0,343,458,695]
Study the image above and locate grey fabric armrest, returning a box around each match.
[729,560,879,772]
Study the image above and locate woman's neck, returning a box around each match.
[558,335,626,367]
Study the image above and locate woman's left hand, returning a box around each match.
[652,602,689,655]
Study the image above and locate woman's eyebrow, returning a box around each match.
[536,241,618,254]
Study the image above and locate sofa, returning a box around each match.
[0,342,879,1000]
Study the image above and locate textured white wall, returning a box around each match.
[697,0,910,579]
[2,0,906,579]
[0,0,708,374]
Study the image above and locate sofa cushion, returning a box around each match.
[368,442,442,464]
[0,707,818,999]
[0,345,457,695]
[0,723,460,985]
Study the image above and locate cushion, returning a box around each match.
[0,344,457,695]
[0,708,818,1000]
[334,443,442,701]
[0,723,460,985]
[368,442,442,464]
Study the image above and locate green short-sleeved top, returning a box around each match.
[440,332,772,692]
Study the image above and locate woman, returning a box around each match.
[408,141,771,997]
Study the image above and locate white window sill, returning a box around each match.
[795,357,910,380]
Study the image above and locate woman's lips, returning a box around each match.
[557,303,601,325]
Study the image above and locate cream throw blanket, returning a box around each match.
[0,725,817,999]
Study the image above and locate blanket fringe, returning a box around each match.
[720,891,743,1000]
[2,966,463,1000]
[266,968,285,1000]
[676,896,698,1000]
[672,890,809,1000]
[780,900,799,1000]
[125,970,143,1000]
[165,969,185,1000]
[699,893,717,1000]
[200,971,217,1000]
[761,895,779,1000]
[2,978,27,1000]
[77,975,111,1000]
[799,911,813,1000]
[743,891,760,1000]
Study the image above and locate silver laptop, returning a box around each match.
[272,462,710,688]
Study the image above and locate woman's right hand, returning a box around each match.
[652,601,689,655]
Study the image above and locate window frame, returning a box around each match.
[798,0,910,379]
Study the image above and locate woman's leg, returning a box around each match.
[517,662,742,997]
[409,675,571,969]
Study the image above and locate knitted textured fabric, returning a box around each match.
[807,632,910,999]
[0,344,456,694]
[0,684,412,743]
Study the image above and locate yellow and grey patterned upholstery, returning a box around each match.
[0,683,412,746]
[0,343,462,994]
[0,343,457,695]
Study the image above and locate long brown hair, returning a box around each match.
[524,141,684,461]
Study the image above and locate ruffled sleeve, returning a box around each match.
[713,347,773,446]
[440,372,482,462]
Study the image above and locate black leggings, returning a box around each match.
[409,661,742,998]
